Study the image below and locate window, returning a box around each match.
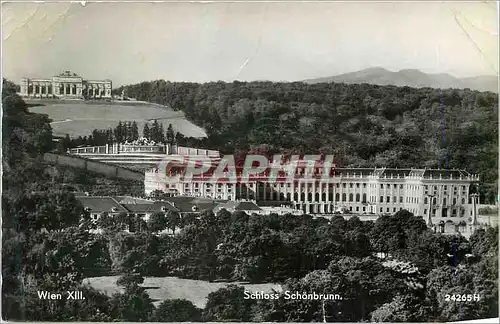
[363,183,367,188]
[444,185,448,190]
[393,208,396,212]
[356,194,360,202]
[424,209,427,215]
[393,196,397,204]
[350,183,353,188]
[443,198,447,205]
[393,184,397,188]
[425,185,428,190]
[380,207,383,212]
[453,198,457,205]
[349,207,353,211]
[362,207,366,212]
[356,206,359,211]
[386,208,390,212]
[349,194,353,202]
[400,196,403,203]
[343,183,346,188]
[400,184,403,189]
[362,193,367,203]
[424,197,428,204]
[380,184,384,189]
[380,196,383,202]
[356,183,360,188]
[386,196,390,203]
[342,193,346,201]
[461,198,465,204]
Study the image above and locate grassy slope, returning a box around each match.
[84,276,281,308]
[28,101,207,138]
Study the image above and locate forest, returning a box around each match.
[2,79,498,322]
[114,80,498,204]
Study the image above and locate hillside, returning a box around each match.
[303,68,498,93]
[26,100,207,139]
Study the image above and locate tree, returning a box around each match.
[143,123,150,140]
[148,212,167,233]
[3,93,28,116]
[116,273,145,288]
[202,285,257,321]
[426,265,497,321]
[151,119,160,142]
[371,294,431,322]
[110,284,154,321]
[154,299,202,322]
[166,123,175,144]
[166,210,181,234]
[131,121,139,141]
[114,121,124,143]
[158,122,165,143]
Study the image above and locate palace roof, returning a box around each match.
[57,70,80,77]
[76,196,128,213]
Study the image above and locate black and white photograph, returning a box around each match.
[1,1,499,322]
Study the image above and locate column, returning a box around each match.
[20,81,27,96]
[77,82,82,97]
[312,181,316,213]
[332,185,336,212]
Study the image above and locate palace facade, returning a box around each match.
[18,71,112,99]
[145,165,480,226]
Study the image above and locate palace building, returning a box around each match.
[18,71,112,99]
[67,142,485,233]
[145,164,480,226]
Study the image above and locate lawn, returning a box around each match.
[28,101,207,139]
[84,276,281,308]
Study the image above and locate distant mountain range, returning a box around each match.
[303,67,498,92]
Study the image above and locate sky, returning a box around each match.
[2,1,498,87]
